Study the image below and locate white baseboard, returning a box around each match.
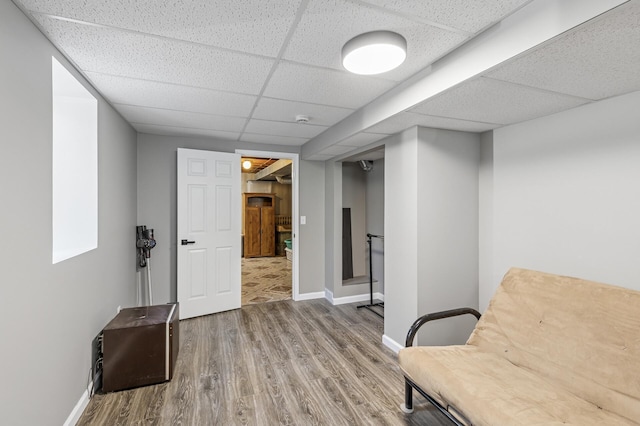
[64,389,90,426]
[295,291,325,301]
[382,334,404,354]
[325,289,385,306]
[324,289,334,304]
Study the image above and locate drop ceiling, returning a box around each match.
[11,0,640,161]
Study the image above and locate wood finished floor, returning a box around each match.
[79,299,449,425]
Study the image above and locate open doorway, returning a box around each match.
[239,154,294,305]
[339,146,385,313]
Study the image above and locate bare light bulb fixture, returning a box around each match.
[342,31,407,75]
[242,160,252,170]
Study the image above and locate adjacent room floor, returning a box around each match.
[79,299,449,425]
[241,256,292,306]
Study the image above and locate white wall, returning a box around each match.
[137,133,326,301]
[0,2,138,424]
[487,90,640,307]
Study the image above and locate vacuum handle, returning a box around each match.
[181,239,196,245]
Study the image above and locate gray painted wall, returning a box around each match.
[299,160,326,295]
[416,127,480,346]
[478,132,494,311]
[325,160,382,300]
[0,2,137,424]
[342,162,367,277]
[324,161,341,295]
[366,159,385,294]
[137,133,325,302]
[384,127,480,348]
[487,90,640,306]
[384,129,420,345]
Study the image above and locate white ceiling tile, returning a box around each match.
[86,73,257,116]
[305,154,335,161]
[361,0,532,33]
[486,1,640,100]
[264,62,396,108]
[336,132,388,147]
[115,104,247,132]
[34,15,273,94]
[410,77,590,125]
[13,0,639,145]
[252,98,354,126]
[244,119,327,139]
[367,111,499,134]
[315,143,384,160]
[134,123,240,140]
[283,0,467,81]
[18,0,301,57]
[318,145,360,156]
[240,133,308,146]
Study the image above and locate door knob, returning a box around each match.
[181,239,196,245]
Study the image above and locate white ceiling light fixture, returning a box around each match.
[242,160,252,170]
[342,30,407,75]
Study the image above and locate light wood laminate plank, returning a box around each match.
[77,299,450,425]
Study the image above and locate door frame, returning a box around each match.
[236,149,300,301]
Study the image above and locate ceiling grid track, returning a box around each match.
[238,0,312,140]
[11,0,638,157]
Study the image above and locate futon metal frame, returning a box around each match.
[402,307,482,425]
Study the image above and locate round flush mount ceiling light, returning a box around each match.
[242,160,252,170]
[342,31,407,75]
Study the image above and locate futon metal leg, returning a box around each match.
[400,379,414,413]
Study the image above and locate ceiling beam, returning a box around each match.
[301,0,628,160]
[255,159,292,180]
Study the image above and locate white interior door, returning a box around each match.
[177,148,241,319]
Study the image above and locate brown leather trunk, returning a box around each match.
[102,303,179,392]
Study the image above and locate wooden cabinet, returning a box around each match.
[243,193,275,257]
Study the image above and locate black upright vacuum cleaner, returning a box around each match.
[136,225,156,306]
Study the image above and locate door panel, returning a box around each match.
[187,249,207,298]
[178,148,240,319]
[244,207,261,257]
[188,185,206,233]
[216,247,232,293]
[216,186,232,231]
[261,207,275,256]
